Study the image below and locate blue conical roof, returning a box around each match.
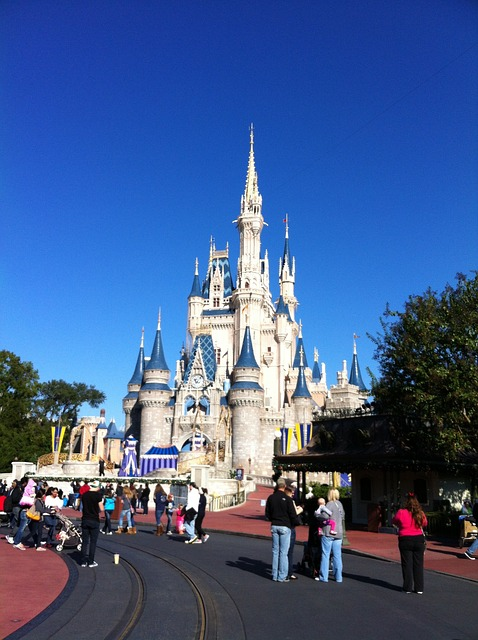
[293,337,308,368]
[280,214,292,275]
[312,360,321,382]
[105,419,124,440]
[349,351,367,391]
[235,326,259,369]
[275,295,292,321]
[188,259,202,298]
[128,333,145,385]
[292,364,312,399]
[189,273,202,298]
[146,324,169,371]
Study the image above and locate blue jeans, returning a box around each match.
[271,525,291,581]
[14,509,28,545]
[118,509,132,529]
[467,536,478,555]
[103,510,113,533]
[287,527,297,577]
[184,515,197,540]
[155,509,166,527]
[319,536,343,582]
[166,510,173,533]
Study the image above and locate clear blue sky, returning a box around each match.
[2,1,477,424]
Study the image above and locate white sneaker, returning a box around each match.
[88,561,98,568]
[166,531,173,535]
[202,534,209,543]
[6,536,14,544]
[192,539,202,544]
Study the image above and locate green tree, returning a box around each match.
[36,379,106,428]
[0,351,107,471]
[0,350,48,471]
[369,272,478,460]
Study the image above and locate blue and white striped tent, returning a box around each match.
[140,445,179,475]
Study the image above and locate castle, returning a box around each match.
[123,128,367,476]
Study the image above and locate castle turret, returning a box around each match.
[279,214,297,320]
[232,125,266,359]
[349,335,367,392]
[229,326,265,472]
[187,258,204,342]
[123,329,145,439]
[138,312,171,456]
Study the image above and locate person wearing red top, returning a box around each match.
[392,493,428,594]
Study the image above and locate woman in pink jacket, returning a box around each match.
[392,493,428,594]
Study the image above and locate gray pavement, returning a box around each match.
[8,527,478,640]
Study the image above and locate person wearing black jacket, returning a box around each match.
[265,478,301,582]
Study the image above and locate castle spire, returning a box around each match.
[349,333,367,391]
[292,347,312,398]
[146,311,169,371]
[188,258,202,298]
[128,328,145,385]
[235,325,259,369]
[312,346,321,382]
[293,322,308,368]
[244,123,258,202]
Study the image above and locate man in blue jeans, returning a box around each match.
[265,478,301,582]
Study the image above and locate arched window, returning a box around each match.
[184,396,196,416]
[198,396,210,416]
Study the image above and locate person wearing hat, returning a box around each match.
[265,478,301,582]
[80,481,104,568]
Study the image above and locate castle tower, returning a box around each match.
[279,213,297,320]
[231,125,272,363]
[229,326,264,471]
[187,258,204,343]
[138,311,171,456]
[123,328,145,439]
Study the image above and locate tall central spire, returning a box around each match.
[244,123,258,203]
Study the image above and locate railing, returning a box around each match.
[209,489,246,512]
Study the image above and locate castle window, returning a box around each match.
[213,297,220,308]
[215,348,221,364]
[213,284,220,292]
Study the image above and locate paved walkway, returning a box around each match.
[1,485,476,638]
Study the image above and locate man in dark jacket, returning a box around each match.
[265,478,301,582]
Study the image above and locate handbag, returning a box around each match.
[26,504,41,521]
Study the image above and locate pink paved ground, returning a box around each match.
[1,485,476,637]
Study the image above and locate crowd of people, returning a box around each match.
[2,475,477,587]
[1,477,211,566]
[264,478,449,595]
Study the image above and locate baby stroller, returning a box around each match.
[55,513,82,552]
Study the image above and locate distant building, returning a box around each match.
[74,409,124,467]
[122,128,368,476]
